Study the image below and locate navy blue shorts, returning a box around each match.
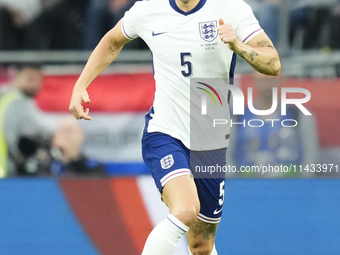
[142,130,227,224]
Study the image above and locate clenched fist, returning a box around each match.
[217,18,239,51]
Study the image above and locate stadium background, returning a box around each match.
[1,0,340,254]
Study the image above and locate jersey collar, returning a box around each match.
[169,0,207,16]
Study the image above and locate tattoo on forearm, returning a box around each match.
[250,50,259,61]
[237,40,278,72]
[257,40,275,49]
[267,57,277,66]
[107,46,116,56]
[239,51,247,59]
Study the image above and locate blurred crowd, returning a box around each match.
[247,0,340,49]
[0,65,105,177]
[0,0,146,50]
[1,0,340,50]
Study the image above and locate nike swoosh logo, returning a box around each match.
[213,208,223,215]
[152,31,168,36]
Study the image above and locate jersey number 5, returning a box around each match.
[219,180,225,206]
[180,52,193,77]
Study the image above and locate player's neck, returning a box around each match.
[175,0,200,12]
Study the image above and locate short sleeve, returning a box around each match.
[121,2,143,40]
[231,0,263,43]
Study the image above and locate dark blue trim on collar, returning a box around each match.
[169,0,207,16]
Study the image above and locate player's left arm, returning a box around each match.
[218,19,281,76]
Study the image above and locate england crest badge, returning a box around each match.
[199,20,218,42]
[160,154,174,170]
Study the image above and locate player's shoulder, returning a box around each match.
[208,0,252,15]
[227,0,255,21]
[228,0,252,9]
[130,0,168,11]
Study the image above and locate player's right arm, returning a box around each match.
[69,18,131,120]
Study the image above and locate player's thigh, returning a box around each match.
[162,174,200,218]
[142,131,200,221]
[187,218,218,253]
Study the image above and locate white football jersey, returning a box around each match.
[122,0,262,150]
